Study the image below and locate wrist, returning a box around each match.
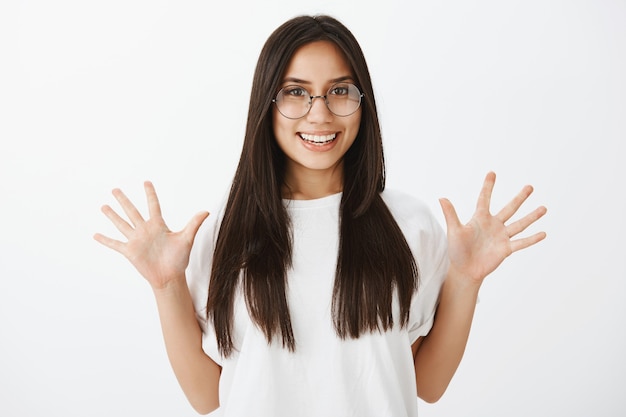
[151,274,188,296]
[443,266,482,295]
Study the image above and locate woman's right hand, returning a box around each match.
[94,181,209,290]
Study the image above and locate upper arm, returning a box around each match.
[411,336,423,361]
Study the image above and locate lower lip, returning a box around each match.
[299,135,339,152]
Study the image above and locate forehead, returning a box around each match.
[282,40,353,82]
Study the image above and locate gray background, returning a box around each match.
[1,0,624,416]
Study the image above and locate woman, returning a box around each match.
[94,15,546,416]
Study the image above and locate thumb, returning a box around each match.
[183,211,210,243]
[439,198,462,232]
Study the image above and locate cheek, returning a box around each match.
[346,111,362,138]
[272,110,285,141]
[272,108,293,131]
[272,110,295,148]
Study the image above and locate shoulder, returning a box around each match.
[187,197,227,310]
[191,200,225,260]
[380,188,448,274]
[381,188,430,213]
[380,188,440,233]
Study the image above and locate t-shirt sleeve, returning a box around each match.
[383,190,449,344]
[186,209,225,366]
[407,204,448,343]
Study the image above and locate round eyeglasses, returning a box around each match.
[272,83,364,119]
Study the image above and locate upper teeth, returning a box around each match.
[300,133,336,143]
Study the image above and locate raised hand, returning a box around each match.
[439,172,547,285]
[93,181,209,290]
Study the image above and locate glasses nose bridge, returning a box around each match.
[307,94,330,114]
[308,94,328,105]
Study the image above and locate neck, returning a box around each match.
[282,163,344,200]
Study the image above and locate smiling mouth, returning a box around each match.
[299,133,337,145]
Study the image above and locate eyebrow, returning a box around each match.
[282,75,354,84]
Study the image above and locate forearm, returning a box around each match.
[153,278,220,414]
[413,268,481,403]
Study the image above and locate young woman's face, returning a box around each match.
[272,40,361,194]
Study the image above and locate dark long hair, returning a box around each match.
[207,15,418,357]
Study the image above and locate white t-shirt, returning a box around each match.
[187,190,448,417]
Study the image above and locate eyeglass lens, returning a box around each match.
[274,83,362,119]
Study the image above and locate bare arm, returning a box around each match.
[411,273,480,403]
[94,182,220,414]
[153,279,221,414]
[412,172,547,403]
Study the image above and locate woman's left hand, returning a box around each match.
[439,171,547,286]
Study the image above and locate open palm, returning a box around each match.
[439,172,547,285]
[93,182,209,290]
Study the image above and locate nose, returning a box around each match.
[306,95,333,123]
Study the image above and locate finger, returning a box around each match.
[496,184,534,223]
[506,206,547,238]
[112,188,145,227]
[101,204,134,237]
[439,198,463,232]
[476,171,496,214]
[183,211,210,243]
[93,233,126,254]
[144,181,162,219]
[510,231,547,253]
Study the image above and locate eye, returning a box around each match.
[283,86,308,97]
[329,85,350,96]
